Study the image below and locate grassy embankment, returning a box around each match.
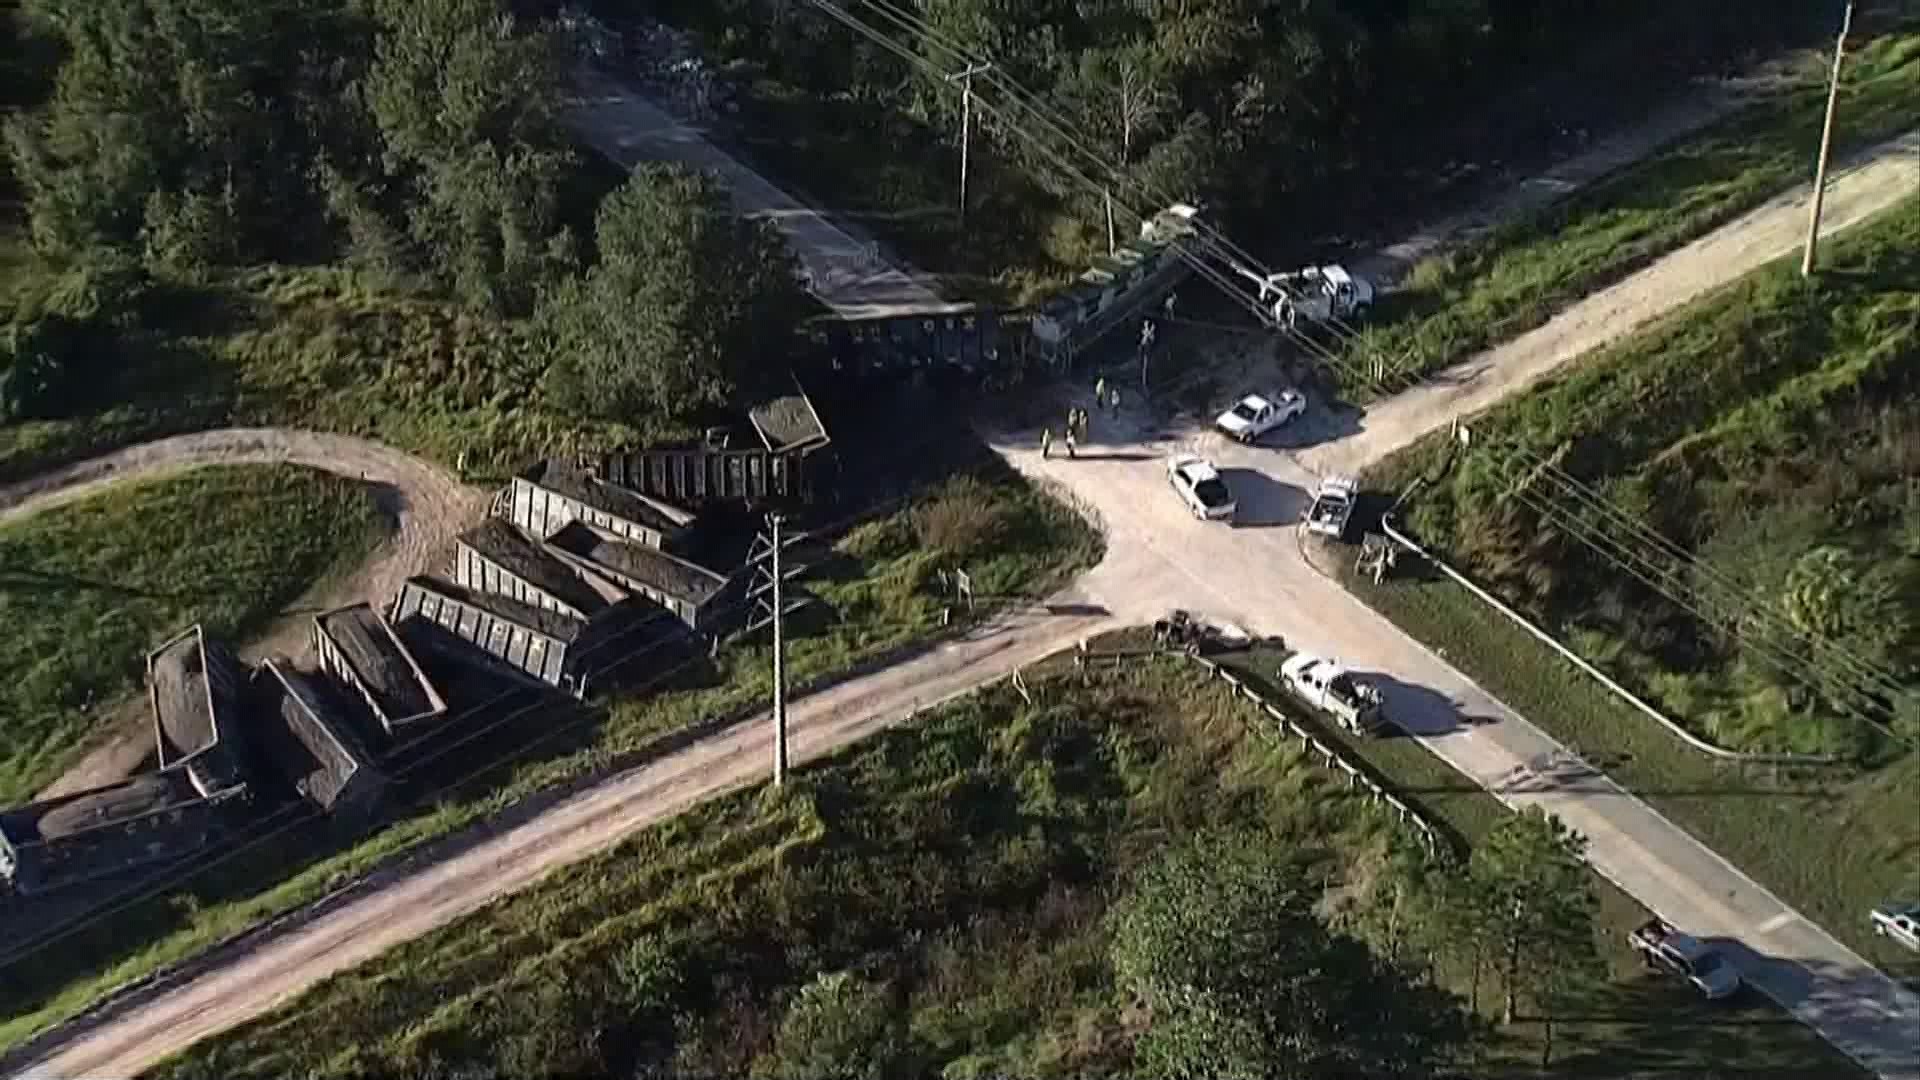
[1341,195,1920,966]
[0,466,388,804]
[1340,20,1920,397]
[147,651,1860,1080]
[0,457,1101,1056]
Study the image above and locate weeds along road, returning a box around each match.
[14,604,1116,1080]
[1305,127,1920,479]
[0,429,491,801]
[11,68,1917,1077]
[992,127,1919,1079]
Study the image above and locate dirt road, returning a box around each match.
[14,84,1919,1080]
[983,395,1920,1078]
[567,65,965,321]
[0,429,490,801]
[1306,127,1920,478]
[14,604,1113,1080]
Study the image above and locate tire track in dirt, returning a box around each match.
[0,429,492,800]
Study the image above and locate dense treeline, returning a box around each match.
[0,0,1833,433]
[6,0,577,307]
[0,0,802,429]
[634,0,1824,249]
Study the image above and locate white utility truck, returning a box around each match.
[1232,262,1376,330]
[1281,653,1389,736]
[1305,475,1358,539]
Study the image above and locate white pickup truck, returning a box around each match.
[1215,389,1306,443]
[1305,475,1357,539]
[1281,653,1389,736]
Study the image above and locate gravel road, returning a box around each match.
[9,74,1916,1080]
[0,429,491,800]
[1307,128,1920,479]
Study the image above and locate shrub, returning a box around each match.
[912,475,1007,562]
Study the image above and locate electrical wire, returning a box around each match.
[1493,451,1906,740]
[807,0,1395,396]
[0,411,1016,969]
[808,0,1918,739]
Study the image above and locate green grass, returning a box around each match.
[1344,22,1920,396]
[1374,194,1919,752]
[1335,560,1920,973]
[142,649,1862,1080]
[0,457,1101,1056]
[1208,645,1872,1078]
[1324,200,1920,972]
[0,465,388,804]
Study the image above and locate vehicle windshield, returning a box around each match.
[1193,479,1231,507]
[1231,402,1260,420]
[1690,952,1722,976]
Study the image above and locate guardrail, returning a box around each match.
[1379,514,1834,766]
[1077,642,1457,861]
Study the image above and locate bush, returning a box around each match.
[912,475,1007,561]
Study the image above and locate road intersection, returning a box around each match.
[11,65,1919,1080]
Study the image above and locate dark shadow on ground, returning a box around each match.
[1353,672,1481,737]
[1042,602,1110,617]
[1218,467,1308,528]
[1251,404,1365,451]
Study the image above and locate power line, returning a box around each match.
[1488,446,1907,740]
[1511,446,1910,702]
[808,0,1395,397]
[0,413,1020,970]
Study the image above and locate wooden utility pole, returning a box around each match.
[1802,0,1855,277]
[1105,189,1117,255]
[771,512,788,785]
[945,61,992,226]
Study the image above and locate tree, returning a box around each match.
[361,0,578,312]
[751,969,912,1080]
[1779,545,1912,683]
[1069,41,1170,164]
[1108,832,1466,1079]
[537,164,806,421]
[7,0,360,267]
[1468,809,1597,1028]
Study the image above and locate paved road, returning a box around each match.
[16,88,1920,1080]
[988,398,1920,1079]
[567,65,968,321]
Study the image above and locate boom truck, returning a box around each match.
[1230,261,1376,330]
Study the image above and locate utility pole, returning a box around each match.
[1105,189,1117,255]
[770,512,788,785]
[1802,0,1855,277]
[945,61,992,226]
